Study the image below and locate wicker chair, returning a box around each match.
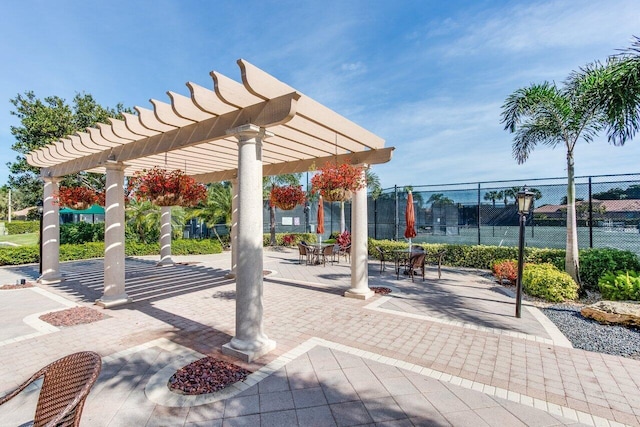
[397,252,426,282]
[297,243,309,265]
[338,244,351,263]
[375,246,387,273]
[320,244,338,266]
[0,351,102,427]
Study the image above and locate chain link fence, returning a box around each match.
[368,173,640,255]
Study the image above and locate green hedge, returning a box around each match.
[0,239,223,266]
[6,221,39,235]
[263,233,317,247]
[60,222,105,244]
[579,248,640,291]
[522,263,578,302]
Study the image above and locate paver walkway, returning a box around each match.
[0,248,637,426]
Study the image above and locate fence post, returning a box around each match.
[394,185,399,241]
[588,176,593,248]
[477,183,481,245]
[374,197,378,240]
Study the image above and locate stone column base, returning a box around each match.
[156,258,174,267]
[95,294,132,308]
[224,272,236,279]
[222,339,276,363]
[344,289,375,300]
[37,273,62,285]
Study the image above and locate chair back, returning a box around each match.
[34,351,102,427]
[298,243,307,255]
[409,252,426,268]
[375,246,386,260]
[322,245,334,256]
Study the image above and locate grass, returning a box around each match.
[0,233,38,246]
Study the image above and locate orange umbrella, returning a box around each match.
[316,196,325,242]
[404,191,416,247]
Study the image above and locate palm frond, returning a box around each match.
[500,82,560,132]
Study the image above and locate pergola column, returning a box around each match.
[222,124,275,362]
[38,176,62,284]
[345,166,374,299]
[96,162,131,308]
[226,178,239,278]
[158,206,174,266]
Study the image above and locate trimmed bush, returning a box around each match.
[522,263,578,302]
[598,271,640,301]
[6,221,39,235]
[263,233,317,246]
[0,245,39,265]
[60,222,105,244]
[579,248,640,291]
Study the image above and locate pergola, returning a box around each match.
[26,60,392,362]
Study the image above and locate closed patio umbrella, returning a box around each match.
[317,196,325,244]
[404,191,417,249]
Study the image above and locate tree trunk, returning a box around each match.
[269,205,276,246]
[565,150,580,284]
[340,201,345,233]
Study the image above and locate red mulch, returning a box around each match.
[168,357,252,395]
[39,306,105,327]
[370,287,392,295]
[1,282,35,290]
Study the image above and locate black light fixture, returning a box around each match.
[515,186,534,318]
[36,200,43,275]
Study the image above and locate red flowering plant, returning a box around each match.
[55,186,100,210]
[310,162,366,202]
[127,167,207,207]
[269,185,306,210]
[336,230,351,249]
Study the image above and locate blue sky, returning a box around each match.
[0,0,638,190]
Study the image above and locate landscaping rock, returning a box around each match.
[581,301,640,327]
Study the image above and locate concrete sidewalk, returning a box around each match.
[0,248,637,426]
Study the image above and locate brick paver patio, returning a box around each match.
[0,248,638,426]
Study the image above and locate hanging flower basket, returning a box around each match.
[56,186,100,210]
[127,167,207,207]
[310,162,366,202]
[270,185,306,210]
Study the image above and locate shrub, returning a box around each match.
[263,233,317,246]
[579,248,640,291]
[522,263,578,302]
[598,271,640,301]
[6,221,39,235]
[492,259,518,285]
[60,222,105,244]
[0,245,39,265]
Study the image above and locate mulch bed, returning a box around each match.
[39,306,105,327]
[370,287,392,295]
[1,282,35,290]
[168,357,252,395]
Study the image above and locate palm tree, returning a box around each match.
[501,40,640,283]
[366,169,382,200]
[189,182,232,245]
[126,199,159,244]
[263,174,302,245]
[483,190,503,208]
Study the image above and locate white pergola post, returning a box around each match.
[96,162,131,308]
[158,206,174,266]
[222,124,275,362]
[226,178,239,278]
[38,176,62,284]
[345,167,374,299]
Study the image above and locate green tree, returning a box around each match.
[263,174,302,245]
[366,169,382,200]
[427,193,453,205]
[592,187,626,200]
[8,91,131,207]
[501,39,640,283]
[483,190,503,208]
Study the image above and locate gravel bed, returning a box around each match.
[39,307,105,327]
[542,305,640,360]
[168,357,251,395]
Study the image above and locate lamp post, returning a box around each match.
[515,186,534,318]
[36,200,43,275]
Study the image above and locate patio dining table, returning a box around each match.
[392,248,423,276]
[305,243,335,265]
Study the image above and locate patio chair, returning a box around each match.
[0,351,102,427]
[397,251,426,282]
[375,246,387,273]
[297,243,309,265]
[338,244,351,263]
[320,244,338,266]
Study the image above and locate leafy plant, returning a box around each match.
[5,221,39,235]
[56,186,101,209]
[336,230,351,248]
[270,185,306,210]
[522,263,578,302]
[127,167,207,207]
[60,222,104,244]
[492,259,518,285]
[598,271,640,301]
[311,162,366,201]
[580,248,640,291]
